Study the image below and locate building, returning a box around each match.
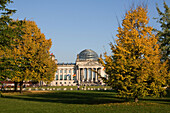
[50,49,107,86]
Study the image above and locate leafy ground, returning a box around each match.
[0,90,169,113]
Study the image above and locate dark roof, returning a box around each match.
[57,63,76,65]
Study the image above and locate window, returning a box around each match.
[60,75,63,80]
[69,70,71,73]
[64,82,66,84]
[65,70,67,73]
[73,76,76,80]
[56,75,58,80]
[56,70,58,73]
[56,82,58,85]
[64,75,67,80]
[60,70,63,73]
[60,82,62,84]
[69,75,71,80]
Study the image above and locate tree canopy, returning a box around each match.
[99,6,168,102]
[0,1,57,92]
[7,20,57,92]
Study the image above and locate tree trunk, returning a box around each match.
[134,96,138,103]
[14,82,18,92]
[19,81,23,94]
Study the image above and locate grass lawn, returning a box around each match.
[0,90,169,113]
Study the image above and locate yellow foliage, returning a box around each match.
[3,19,57,83]
[99,6,168,98]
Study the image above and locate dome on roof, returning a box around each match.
[79,49,98,61]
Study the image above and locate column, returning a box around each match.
[93,68,96,81]
[98,68,101,82]
[95,68,98,82]
[79,68,81,81]
[76,68,78,80]
[78,68,81,84]
[82,68,84,82]
[91,68,93,83]
[71,69,73,80]
[78,68,80,81]
[89,68,91,82]
[80,68,82,82]
[88,68,90,82]
[58,69,60,81]
[87,68,89,82]
[66,69,68,80]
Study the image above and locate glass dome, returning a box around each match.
[79,49,98,61]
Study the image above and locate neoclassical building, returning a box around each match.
[50,49,107,86]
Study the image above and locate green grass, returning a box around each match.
[0,90,170,113]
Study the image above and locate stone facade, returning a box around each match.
[50,49,107,86]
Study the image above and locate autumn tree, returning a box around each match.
[8,20,57,93]
[99,6,168,102]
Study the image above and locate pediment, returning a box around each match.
[84,61,99,66]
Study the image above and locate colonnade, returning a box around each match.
[76,67,101,83]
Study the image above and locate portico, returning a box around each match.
[76,67,101,83]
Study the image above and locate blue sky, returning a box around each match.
[9,0,169,63]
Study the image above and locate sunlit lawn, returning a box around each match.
[0,90,169,113]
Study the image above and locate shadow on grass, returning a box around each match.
[140,98,170,105]
[3,90,170,105]
[4,90,125,105]
[139,90,170,105]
